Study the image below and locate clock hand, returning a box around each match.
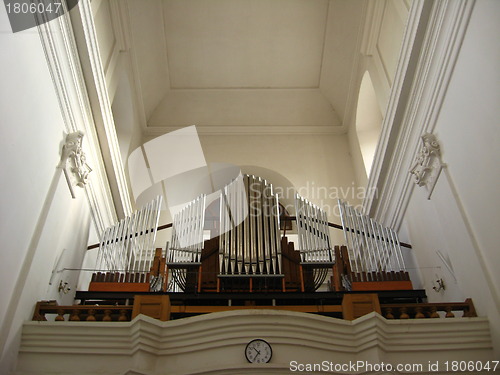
[253,347,261,356]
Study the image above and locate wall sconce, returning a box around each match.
[58,280,71,294]
[432,278,445,292]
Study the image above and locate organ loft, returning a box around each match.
[8,1,497,372]
[34,174,476,322]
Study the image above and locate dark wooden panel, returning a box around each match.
[88,282,150,292]
[352,280,413,291]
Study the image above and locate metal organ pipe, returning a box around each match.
[207,174,283,277]
[94,196,162,280]
[166,177,340,291]
[169,195,206,265]
[337,200,407,275]
[294,194,335,290]
[294,194,334,264]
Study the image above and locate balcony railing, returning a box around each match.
[381,298,477,319]
[32,296,477,322]
[33,301,133,322]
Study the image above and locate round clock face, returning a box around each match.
[245,339,272,363]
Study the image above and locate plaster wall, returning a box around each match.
[112,62,144,208]
[199,134,360,245]
[431,0,500,306]
[347,123,368,189]
[0,9,92,374]
[402,0,500,355]
[201,134,359,206]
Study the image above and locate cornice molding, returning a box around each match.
[143,125,347,137]
[363,0,430,218]
[364,0,476,229]
[360,0,385,57]
[69,0,133,218]
[37,2,120,233]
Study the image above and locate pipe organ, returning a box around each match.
[91,196,162,291]
[169,195,206,264]
[166,195,206,292]
[218,174,282,276]
[337,200,411,290]
[88,177,413,294]
[294,195,334,291]
[165,175,288,292]
[295,195,333,263]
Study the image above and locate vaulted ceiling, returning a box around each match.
[76,0,410,217]
[97,0,367,135]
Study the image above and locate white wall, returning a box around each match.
[134,133,361,249]
[402,0,500,355]
[112,67,142,165]
[0,8,92,374]
[348,125,369,188]
[200,134,359,208]
[356,71,383,177]
[199,134,360,245]
[112,61,144,212]
[433,0,500,303]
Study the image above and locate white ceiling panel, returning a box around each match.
[101,0,392,133]
[162,0,329,89]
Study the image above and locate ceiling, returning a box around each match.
[160,0,329,89]
[103,0,367,134]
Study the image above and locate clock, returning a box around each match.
[245,339,272,363]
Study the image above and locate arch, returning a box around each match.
[356,71,383,177]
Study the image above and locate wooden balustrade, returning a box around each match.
[381,298,477,319]
[32,301,133,322]
[32,297,478,323]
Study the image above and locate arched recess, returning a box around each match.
[356,71,383,177]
